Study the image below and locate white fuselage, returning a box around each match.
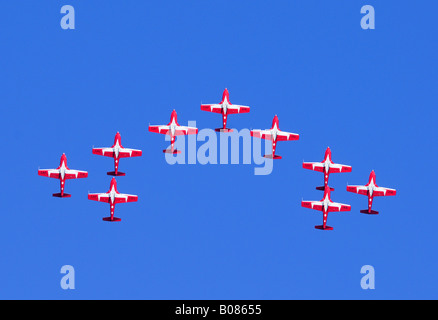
[59,161,67,180]
[112,140,122,158]
[221,96,230,114]
[322,193,331,212]
[323,157,331,173]
[109,185,117,204]
[367,179,376,197]
[270,123,280,141]
[169,118,178,136]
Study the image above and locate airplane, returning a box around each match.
[148,110,198,154]
[301,186,351,230]
[303,147,352,191]
[38,153,88,198]
[92,132,142,176]
[201,88,250,132]
[88,177,138,222]
[346,170,396,214]
[250,115,299,159]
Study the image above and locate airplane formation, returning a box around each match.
[301,147,396,230]
[38,88,396,228]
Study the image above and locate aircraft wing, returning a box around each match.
[38,169,60,179]
[201,104,222,113]
[329,163,352,174]
[118,148,142,158]
[327,202,351,212]
[64,169,88,179]
[149,125,170,135]
[114,193,138,203]
[149,124,197,136]
[250,129,273,140]
[302,162,324,172]
[346,185,368,196]
[373,187,397,197]
[174,125,198,136]
[226,104,250,114]
[88,193,110,203]
[92,148,115,157]
[276,130,299,141]
[301,200,323,211]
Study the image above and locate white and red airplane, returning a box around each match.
[38,153,88,198]
[201,88,250,132]
[346,170,396,214]
[250,115,299,159]
[92,132,142,176]
[303,147,352,191]
[149,110,198,154]
[88,177,138,222]
[301,186,351,230]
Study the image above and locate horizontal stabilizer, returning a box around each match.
[107,171,126,176]
[215,128,233,133]
[316,186,335,191]
[163,149,181,154]
[103,217,122,222]
[264,154,282,159]
[315,225,334,231]
[360,209,379,215]
[53,193,71,198]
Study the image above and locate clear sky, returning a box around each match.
[1,1,437,299]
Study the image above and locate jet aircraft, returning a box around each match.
[201,88,250,132]
[250,115,299,159]
[303,147,352,191]
[38,153,88,197]
[149,110,198,154]
[92,132,142,176]
[346,170,396,214]
[301,186,351,230]
[88,177,138,222]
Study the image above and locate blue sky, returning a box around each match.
[1,1,437,299]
